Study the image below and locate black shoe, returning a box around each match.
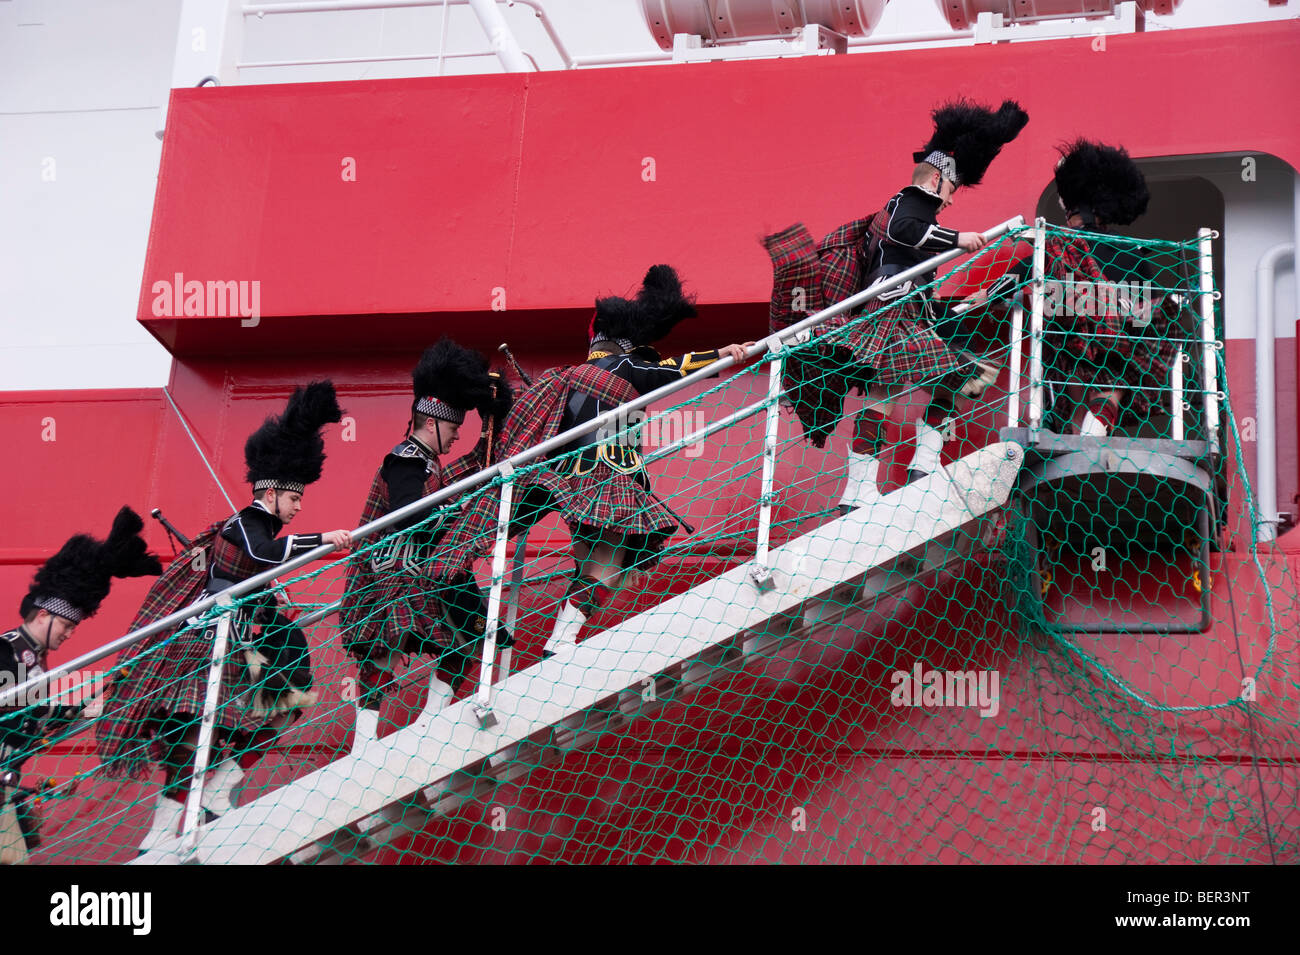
[541,650,556,660]
[906,469,931,485]
[836,504,856,517]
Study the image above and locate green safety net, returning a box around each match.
[3,225,1295,865]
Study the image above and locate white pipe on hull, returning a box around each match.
[1255,241,1294,542]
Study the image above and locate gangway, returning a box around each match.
[3,216,1044,865]
[7,215,1228,864]
[134,441,1023,864]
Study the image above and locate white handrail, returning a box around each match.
[1028,218,1047,443]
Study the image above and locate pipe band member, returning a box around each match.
[340,338,512,753]
[95,382,352,855]
[424,265,752,660]
[1,508,159,864]
[542,266,753,657]
[966,139,1176,437]
[765,99,1028,512]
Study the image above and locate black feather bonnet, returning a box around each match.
[244,381,344,493]
[411,338,496,424]
[21,507,162,622]
[591,264,698,349]
[913,99,1029,187]
[1054,139,1150,228]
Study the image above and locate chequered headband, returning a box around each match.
[920,150,960,186]
[34,595,87,623]
[592,335,635,353]
[415,396,467,425]
[252,479,307,494]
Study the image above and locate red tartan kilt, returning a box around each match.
[98,618,304,776]
[422,461,676,579]
[340,565,454,662]
[423,470,571,582]
[830,298,964,387]
[564,462,677,567]
[763,223,823,333]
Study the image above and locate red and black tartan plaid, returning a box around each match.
[763,220,875,446]
[566,462,676,568]
[424,363,651,581]
[96,524,219,777]
[763,219,872,334]
[818,207,967,386]
[764,224,824,333]
[831,296,964,387]
[819,218,874,308]
[1045,233,1177,422]
[96,519,317,778]
[1131,294,1183,404]
[339,445,485,663]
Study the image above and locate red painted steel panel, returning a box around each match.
[138,22,1300,354]
[142,75,525,320]
[0,390,169,671]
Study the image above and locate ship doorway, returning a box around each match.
[1034,163,1225,289]
[1036,153,1298,541]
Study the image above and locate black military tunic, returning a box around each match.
[862,185,962,292]
[1,627,80,784]
[1,626,81,854]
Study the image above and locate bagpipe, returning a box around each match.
[153,508,313,711]
[2,748,81,858]
[5,776,66,852]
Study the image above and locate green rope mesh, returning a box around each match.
[3,225,1294,865]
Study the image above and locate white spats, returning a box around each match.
[202,760,245,817]
[351,707,380,757]
[543,602,588,657]
[424,677,454,715]
[409,676,456,732]
[138,793,185,854]
[909,422,944,477]
[1078,410,1109,437]
[838,450,881,511]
